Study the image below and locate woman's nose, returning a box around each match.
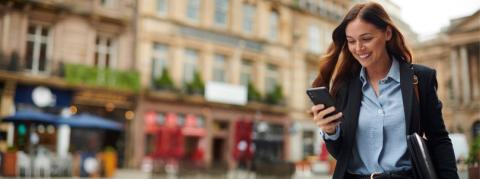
[356,42,364,52]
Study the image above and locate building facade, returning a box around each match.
[0,0,137,168]
[413,10,480,141]
[132,0,296,169]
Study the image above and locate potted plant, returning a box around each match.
[247,82,262,102]
[2,146,17,176]
[265,84,284,105]
[466,136,480,179]
[184,71,205,96]
[154,69,175,91]
[102,146,117,177]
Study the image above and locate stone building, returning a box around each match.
[413,10,480,141]
[0,0,137,167]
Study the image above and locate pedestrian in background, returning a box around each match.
[310,2,458,179]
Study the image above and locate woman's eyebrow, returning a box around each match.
[346,33,373,39]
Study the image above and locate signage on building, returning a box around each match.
[14,85,73,108]
[205,81,247,105]
[32,86,55,107]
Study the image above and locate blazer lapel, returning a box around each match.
[335,78,362,179]
[343,78,363,148]
[400,61,414,135]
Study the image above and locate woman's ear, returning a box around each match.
[386,26,392,41]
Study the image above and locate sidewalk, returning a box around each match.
[115,169,332,179]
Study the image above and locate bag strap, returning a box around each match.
[411,66,425,137]
[413,73,419,102]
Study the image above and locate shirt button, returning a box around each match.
[377,109,384,115]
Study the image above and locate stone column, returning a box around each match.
[460,45,471,104]
[450,48,460,104]
[471,44,480,100]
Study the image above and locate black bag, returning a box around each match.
[407,133,438,179]
[407,70,437,179]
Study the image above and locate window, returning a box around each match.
[156,0,168,16]
[26,24,50,74]
[302,130,315,158]
[151,43,169,82]
[183,49,199,83]
[240,59,253,86]
[269,11,279,41]
[186,0,201,22]
[94,35,115,68]
[266,64,279,93]
[213,54,228,82]
[242,4,255,34]
[308,25,321,53]
[214,0,229,27]
[101,0,114,7]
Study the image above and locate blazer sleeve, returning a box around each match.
[420,70,458,179]
[323,84,348,159]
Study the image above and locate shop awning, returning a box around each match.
[59,114,123,131]
[1,110,60,124]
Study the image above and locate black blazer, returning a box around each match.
[325,59,458,179]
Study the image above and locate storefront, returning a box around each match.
[133,92,290,170]
[11,84,73,153]
[71,88,137,167]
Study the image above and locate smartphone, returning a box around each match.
[306,87,338,118]
[306,86,335,107]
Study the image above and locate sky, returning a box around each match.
[391,0,480,41]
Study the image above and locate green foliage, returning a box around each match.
[265,84,284,105]
[247,82,262,102]
[293,0,300,7]
[7,146,17,152]
[64,63,140,92]
[104,146,116,152]
[184,71,205,95]
[466,136,480,165]
[154,68,175,91]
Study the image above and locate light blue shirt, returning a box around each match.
[322,58,412,174]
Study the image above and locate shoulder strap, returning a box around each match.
[411,66,425,137]
[413,74,420,102]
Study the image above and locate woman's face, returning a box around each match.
[345,18,392,68]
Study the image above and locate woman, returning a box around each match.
[311,2,458,179]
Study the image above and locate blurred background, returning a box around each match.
[0,0,478,178]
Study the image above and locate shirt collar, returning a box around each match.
[359,56,401,85]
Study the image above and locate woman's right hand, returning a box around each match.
[311,104,343,134]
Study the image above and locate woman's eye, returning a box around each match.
[362,38,372,42]
[347,40,355,44]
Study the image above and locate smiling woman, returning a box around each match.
[309,2,458,179]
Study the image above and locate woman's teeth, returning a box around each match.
[359,53,370,59]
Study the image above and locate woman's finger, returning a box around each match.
[317,106,336,119]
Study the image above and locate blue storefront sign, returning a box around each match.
[14,84,73,108]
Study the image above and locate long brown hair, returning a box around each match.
[312,2,412,96]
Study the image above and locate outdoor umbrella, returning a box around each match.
[1,110,60,124]
[59,113,123,131]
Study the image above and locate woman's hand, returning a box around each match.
[311,104,343,134]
